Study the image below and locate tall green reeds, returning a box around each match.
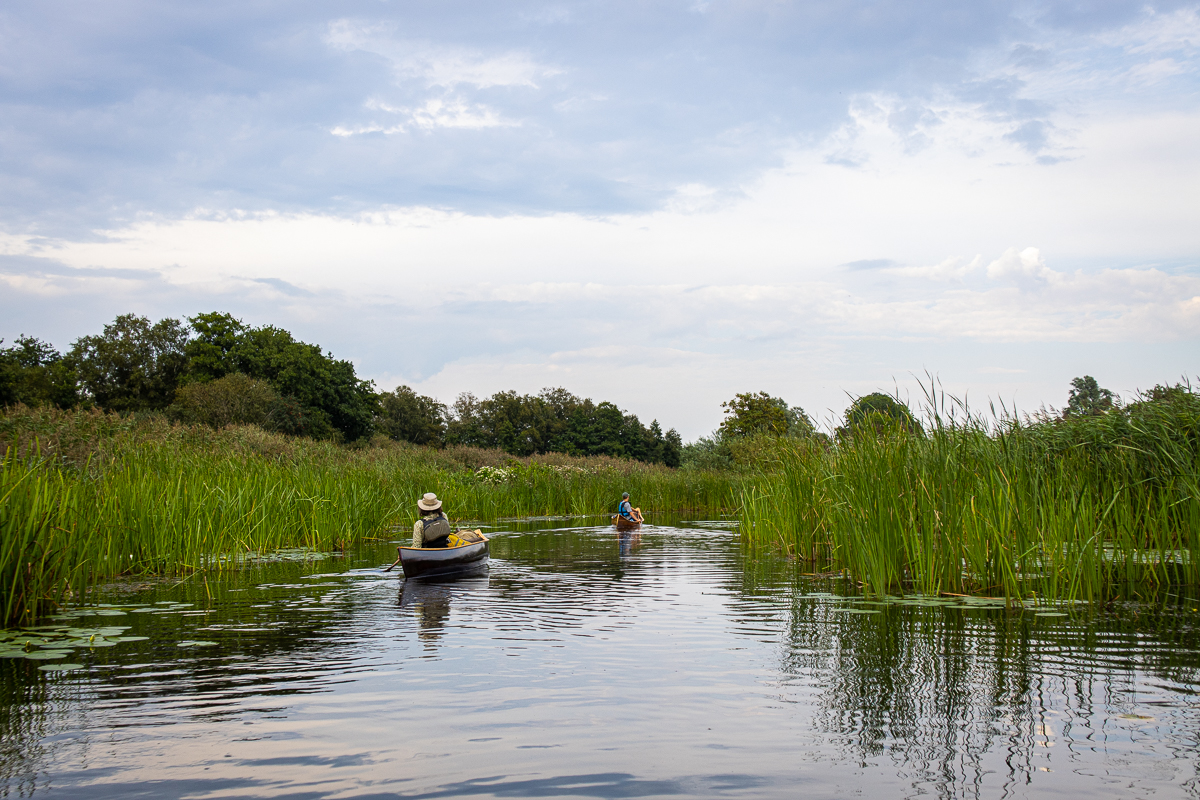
[0,407,736,624]
[740,384,1200,601]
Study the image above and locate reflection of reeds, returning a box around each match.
[740,385,1200,601]
[0,406,736,625]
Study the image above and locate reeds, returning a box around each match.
[0,406,736,624]
[739,383,1200,601]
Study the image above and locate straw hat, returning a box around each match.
[417,492,442,511]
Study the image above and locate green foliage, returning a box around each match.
[185,312,376,441]
[1064,375,1116,418]
[680,434,735,470]
[0,336,78,409]
[169,373,288,431]
[841,392,920,436]
[69,314,190,413]
[719,391,815,439]
[0,405,732,625]
[377,385,446,446]
[445,387,681,466]
[741,381,1200,601]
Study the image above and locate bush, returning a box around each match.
[170,373,284,430]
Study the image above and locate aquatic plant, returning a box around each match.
[739,381,1200,601]
[0,405,735,625]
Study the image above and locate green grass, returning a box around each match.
[6,382,1197,626]
[739,385,1200,602]
[0,406,735,625]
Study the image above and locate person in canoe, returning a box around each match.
[617,492,643,525]
[413,492,453,548]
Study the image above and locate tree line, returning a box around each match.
[0,312,683,465]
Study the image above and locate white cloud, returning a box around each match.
[326,20,557,89]
[986,247,1054,285]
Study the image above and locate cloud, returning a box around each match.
[326,21,556,89]
[986,247,1054,286]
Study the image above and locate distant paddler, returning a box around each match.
[613,491,643,530]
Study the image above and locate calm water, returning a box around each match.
[2,519,1200,799]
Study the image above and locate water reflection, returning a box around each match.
[0,521,1197,800]
[617,530,642,557]
[400,576,491,649]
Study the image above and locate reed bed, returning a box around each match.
[0,406,735,625]
[740,387,1200,602]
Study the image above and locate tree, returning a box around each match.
[718,392,815,439]
[70,314,190,412]
[185,312,246,382]
[443,386,683,464]
[842,392,920,436]
[0,336,78,409]
[1064,375,1115,418]
[377,386,446,446]
[184,313,376,441]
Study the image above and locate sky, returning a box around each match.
[1,0,1198,439]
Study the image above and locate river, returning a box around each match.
[2,518,1198,799]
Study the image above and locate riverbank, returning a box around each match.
[739,387,1200,602]
[4,385,1199,626]
[0,406,734,625]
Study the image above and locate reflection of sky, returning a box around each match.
[4,525,1199,798]
[1,1,1198,437]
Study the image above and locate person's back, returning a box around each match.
[413,492,452,548]
[618,491,642,523]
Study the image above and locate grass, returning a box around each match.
[739,383,1200,602]
[0,406,736,625]
[5,380,1198,625]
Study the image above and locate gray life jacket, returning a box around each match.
[420,513,452,544]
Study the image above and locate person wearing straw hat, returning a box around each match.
[413,492,452,548]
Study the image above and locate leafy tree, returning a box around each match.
[1064,375,1116,418]
[377,386,446,446]
[719,392,815,439]
[841,392,920,436]
[443,386,682,464]
[70,314,190,412]
[185,313,376,441]
[0,336,78,409]
[185,312,246,382]
[719,392,788,437]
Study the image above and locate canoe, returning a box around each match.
[398,531,489,579]
[612,515,641,531]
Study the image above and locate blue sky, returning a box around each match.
[2,0,1198,438]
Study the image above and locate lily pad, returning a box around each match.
[177,641,218,648]
[25,651,71,660]
[1036,612,1068,618]
[38,663,84,672]
[95,610,127,617]
[115,636,150,642]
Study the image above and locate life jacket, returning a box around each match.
[420,513,452,545]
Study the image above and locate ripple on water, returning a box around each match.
[1,522,1198,800]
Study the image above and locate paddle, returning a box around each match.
[383,554,402,573]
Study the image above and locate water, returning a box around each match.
[2,519,1199,799]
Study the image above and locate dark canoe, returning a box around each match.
[612,515,642,531]
[398,533,490,579]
